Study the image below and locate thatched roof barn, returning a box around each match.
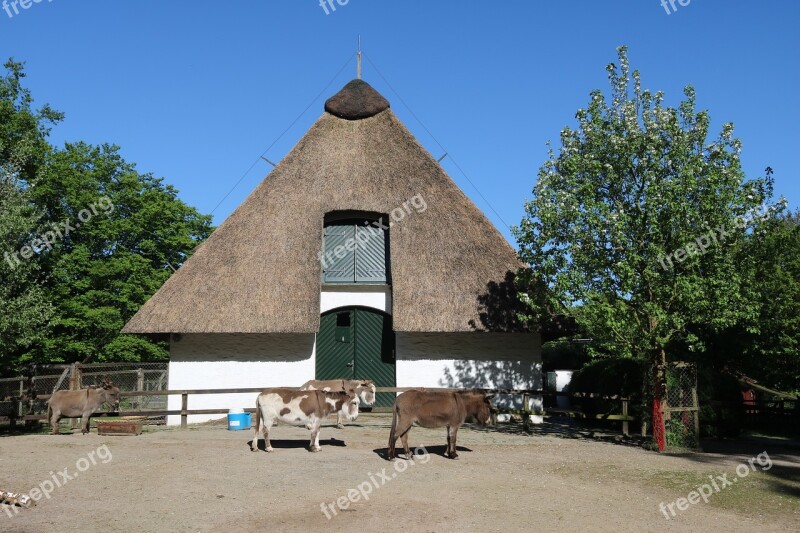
[122,79,540,423]
[123,79,521,336]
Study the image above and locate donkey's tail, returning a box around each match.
[387,402,399,460]
[251,396,262,451]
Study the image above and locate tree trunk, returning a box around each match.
[651,349,667,451]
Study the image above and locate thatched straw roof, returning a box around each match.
[324,79,389,119]
[123,80,521,334]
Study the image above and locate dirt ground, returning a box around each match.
[1,416,798,533]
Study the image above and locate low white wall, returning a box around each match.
[167,329,543,424]
[167,333,316,425]
[320,287,391,314]
[395,332,542,412]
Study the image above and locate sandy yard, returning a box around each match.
[1,416,798,533]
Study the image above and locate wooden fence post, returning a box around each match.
[135,369,145,409]
[24,366,36,430]
[622,399,629,436]
[522,393,530,431]
[181,393,188,429]
[69,363,79,391]
[69,363,81,430]
[10,379,23,430]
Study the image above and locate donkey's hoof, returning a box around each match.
[309,446,321,453]
[265,446,274,452]
[336,424,345,429]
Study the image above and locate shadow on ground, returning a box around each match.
[471,417,651,449]
[372,444,473,460]
[248,437,348,451]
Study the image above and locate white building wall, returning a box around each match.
[167,290,390,425]
[395,332,542,412]
[320,287,391,314]
[167,333,315,425]
[167,295,543,423]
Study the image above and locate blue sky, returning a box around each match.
[1,1,798,247]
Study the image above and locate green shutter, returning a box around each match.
[355,224,387,283]
[323,225,356,283]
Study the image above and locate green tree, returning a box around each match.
[729,209,800,391]
[1,60,213,368]
[514,47,779,446]
[0,59,62,372]
[30,142,213,363]
[0,162,53,371]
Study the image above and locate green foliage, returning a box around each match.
[0,170,53,371]
[664,418,695,448]
[673,209,800,393]
[0,59,63,177]
[30,142,213,363]
[514,46,777,369]
[736,211,800,390]
[0,59,61,372]
[0,60,213,368]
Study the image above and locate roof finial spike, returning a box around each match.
[357,35,362,80]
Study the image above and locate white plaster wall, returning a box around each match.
[167,334,316,425]
[167,328,543,423]
[395,332,542,411]
[320,287,391,314]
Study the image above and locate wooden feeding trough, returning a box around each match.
[95,417,144,436]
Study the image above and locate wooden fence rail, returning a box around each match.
[3,387,635,434]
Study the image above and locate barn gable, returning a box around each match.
[122,79,522,335]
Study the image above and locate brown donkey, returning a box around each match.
[387,390,494,460]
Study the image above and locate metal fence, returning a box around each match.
[664,362,699,449]
[641,360,700,450]
[0,362,168,425]
[76,363,169,413]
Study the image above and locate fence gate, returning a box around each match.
[664,362,700,449]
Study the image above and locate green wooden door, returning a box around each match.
[317,310,356,380]
[352,308,396,407]
[317,308,396,408]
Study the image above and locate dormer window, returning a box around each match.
[322,213,389,284]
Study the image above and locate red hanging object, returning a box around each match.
[652,397,666,451]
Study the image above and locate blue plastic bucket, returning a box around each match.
[227,409,251,431]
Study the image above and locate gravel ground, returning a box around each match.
[1,416,798,532]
